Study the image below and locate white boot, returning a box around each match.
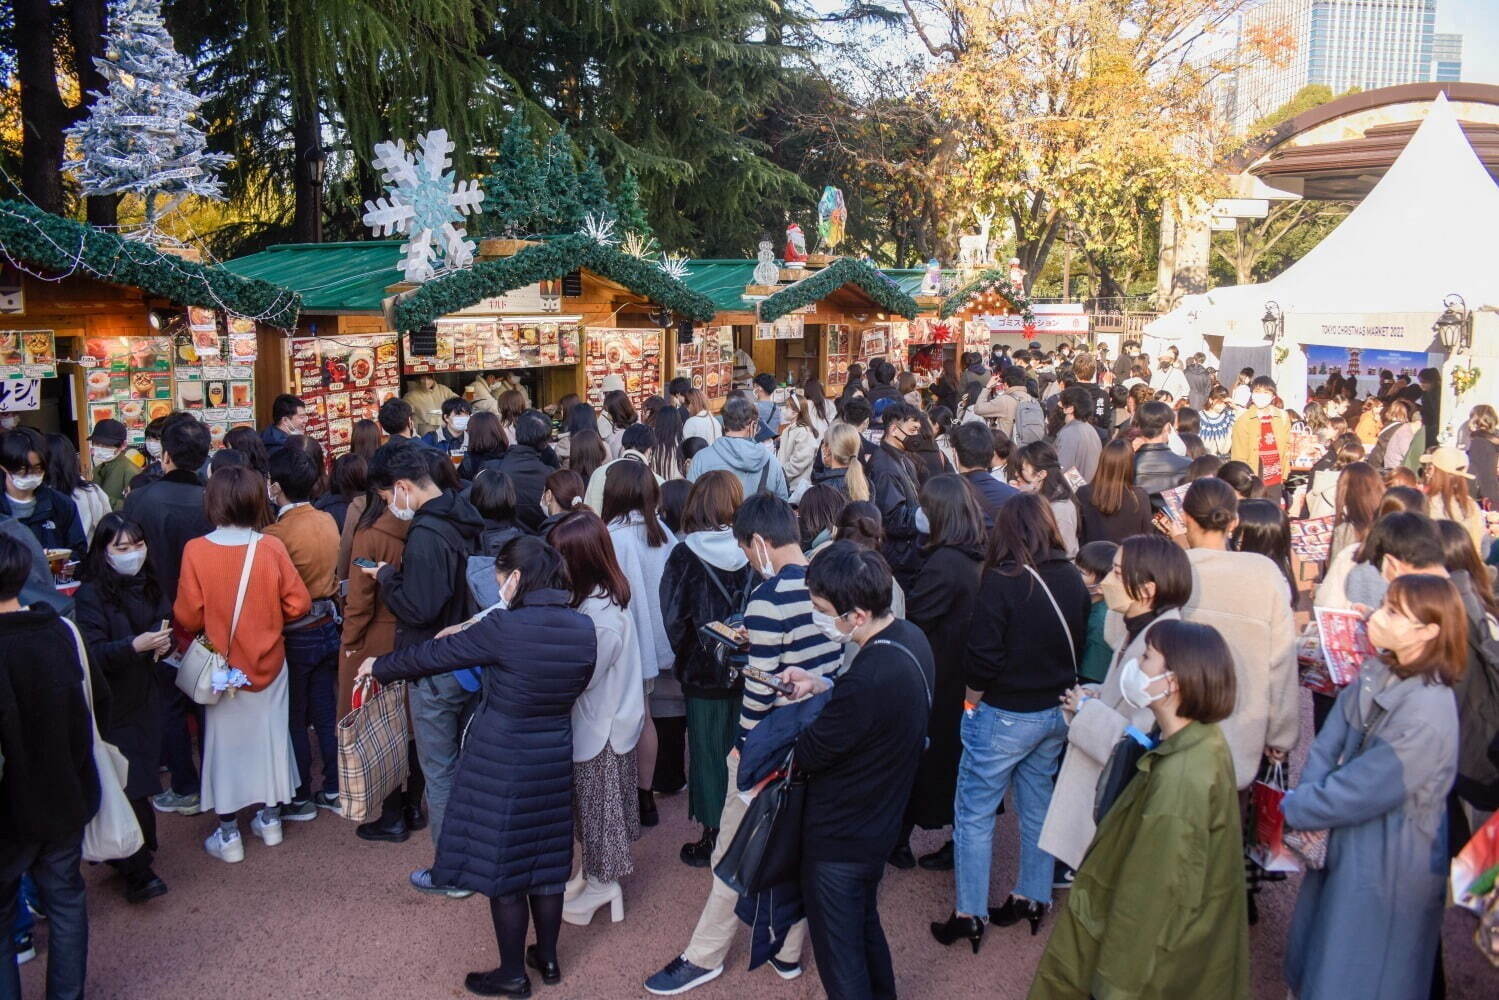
[562,877,623,926]
[564,869,587,901]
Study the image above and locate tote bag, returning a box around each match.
[63,617,144,862]
[337,676,411,823]
[714,749,806,896]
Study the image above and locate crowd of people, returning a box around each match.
[2,338,1495,1000]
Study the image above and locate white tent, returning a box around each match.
[1148,91,1499,336]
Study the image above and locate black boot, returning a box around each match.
[679,827,717,867]
[930,912,985,953]
[988,896,1048,936]
[888,843,916,869]
[404,800,428,832]
[638,787,658,828]
[525,944,562,985]
[918,840,955,871]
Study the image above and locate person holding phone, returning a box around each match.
[74,513,174,904]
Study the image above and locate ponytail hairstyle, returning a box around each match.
[835,501,884,551]
[544,468,587,512]
[824,422,871,501]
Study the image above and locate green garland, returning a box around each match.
[394,233,718,328]
[938,268,1036,323]
[0,199,301,328]
[757,256,919,324]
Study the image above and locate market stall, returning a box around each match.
[0,199,299,454]
[748,256,920,389]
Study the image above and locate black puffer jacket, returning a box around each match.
[496,445,552,531]
[660,534,757,699]
[373,587,595,898]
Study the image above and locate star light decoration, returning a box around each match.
[362,129,485,283]
[579,213,619,247]
[657,253,691,281]
[620,231,658,260]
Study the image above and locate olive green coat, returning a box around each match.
[1029,721,1250,1000]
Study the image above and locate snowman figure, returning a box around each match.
[753,239,779,285]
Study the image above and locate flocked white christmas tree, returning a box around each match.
[64,0,232,240]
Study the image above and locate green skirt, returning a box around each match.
[685,696,738,829]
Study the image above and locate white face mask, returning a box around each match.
[913,506,931,535]
[495,569,520,609]
[390,486,416,522]
[1118,657,1173,710]
[9,473,42,492]
[451,415,470,433]
[145,440,163,459]
[751,537,775,578]
[1251,391,1274,409]
[91,445,119,464]
[108,548,147,576]
[811,608,851,644]
[0,415,18,431]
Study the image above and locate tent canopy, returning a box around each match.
[1149,92,1499,341]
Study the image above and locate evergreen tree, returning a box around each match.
[575,145,615,222]
[611,165,652,240]
[541,129,582,232]
[481,113,548,237]
[64,0,232,235]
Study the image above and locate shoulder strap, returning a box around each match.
[868,637,931,710]
[227,534,259,649]
[61,616,98,718]
[757,457,771,494]
[1024,564,1077,668]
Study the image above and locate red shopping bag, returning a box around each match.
[1248,762,1299,873]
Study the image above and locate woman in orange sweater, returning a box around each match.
[175,466,311,864]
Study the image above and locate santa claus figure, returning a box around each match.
[1008,257,1026,291]
[785,223,808,268]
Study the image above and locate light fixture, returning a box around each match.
[147,307,176,331]
[1261,301,1283,344]
[652,305,672,328]
[1432,292,1471,353]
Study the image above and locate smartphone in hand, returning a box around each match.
[352,557,378,569]
[702,619,749,650]
[740,664,797,698]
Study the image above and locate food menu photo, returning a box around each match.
[290,333,401,457]
[80,333,175,441]
[674,325,734,402]
[413,318,583,374]
[824,324,851,388]
[172,309,256,442]
[0,330,59,380]
[584,327,663,411]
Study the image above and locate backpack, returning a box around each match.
[1458,603,1499,804]
[1013,395,1046,446]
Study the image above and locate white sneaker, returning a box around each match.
[204,827,244,863]
[250,811,283,846]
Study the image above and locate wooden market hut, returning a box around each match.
[731,255,920,392]
[224,234,716,453]
[0,198,299,453]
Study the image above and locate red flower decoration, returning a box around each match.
[931,322,952,343]
[1022,322,1038,340]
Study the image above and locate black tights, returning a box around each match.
[489,892,562,979]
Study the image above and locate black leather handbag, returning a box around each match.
[1093,727,1156,824]
[714,749,806,895]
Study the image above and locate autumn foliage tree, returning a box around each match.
[902,0,1265,291]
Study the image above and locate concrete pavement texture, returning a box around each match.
[19,740,1495,998]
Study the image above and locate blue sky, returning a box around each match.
[1441,0,1499,84]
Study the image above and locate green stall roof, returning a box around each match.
[677,260,762,314]
[221,241,404,314]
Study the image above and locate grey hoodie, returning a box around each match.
[686,434,789,501]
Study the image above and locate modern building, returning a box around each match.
[1228,1,1456,133]
[1432,32,1463,82]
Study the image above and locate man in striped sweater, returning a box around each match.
[645,494,843,996]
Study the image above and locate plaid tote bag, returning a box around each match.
[337,678,410,823]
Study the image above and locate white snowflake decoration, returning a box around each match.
[620,231,658,260]
[362,128,485,283]
[579,213,618,247]
[657,253,691,281]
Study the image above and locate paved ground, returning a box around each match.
[20,711,1495,999]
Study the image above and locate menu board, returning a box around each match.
[964,319,992,355]
[674,325,734,402]
[172,310,256,447]
[289,332,402,454]
[858,325,889,362]
[0,330,57,379]
[756,315,805,341]
[404,319,581,374]
[81,333,178,443]
[584,327,663,411]
[824,324,852,388]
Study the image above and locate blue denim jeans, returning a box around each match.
[952,702,1067,914]
[801,858,895,1000]
[408,672,478,853]
[284,619,342,799]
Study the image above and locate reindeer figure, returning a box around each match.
[958,207,994,268]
